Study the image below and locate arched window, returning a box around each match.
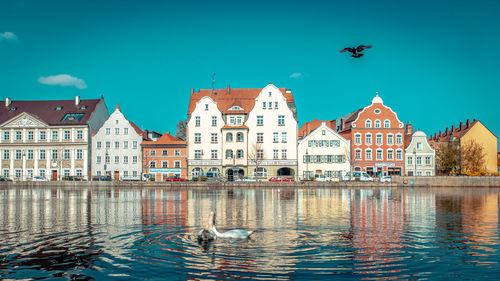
[236,149,244,159]
[365,119,372,128]
[355,149,362,160]
[375,119,381,128]
[236,132,244,142]
[209,167,220,173]
[226,133,233,142]
[354,166,362,171]
[376,149,383,160]
[191,167,203,177]
[355,133,362,145]
[384,120,390,128]
[226,149,233,159]
[254,167,267,178]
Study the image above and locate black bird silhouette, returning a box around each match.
[340,45,372,58]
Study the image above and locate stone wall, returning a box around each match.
[392,176,500,187]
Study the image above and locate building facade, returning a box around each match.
[0,96,108,180]
[298,121,350,180]
[186,83,298,180]
[142,132,187,181]
[91,105,144,180]
[405,131,435,176]
[337,94,406,177]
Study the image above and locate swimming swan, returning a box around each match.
[197,212,253,241]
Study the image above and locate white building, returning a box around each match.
[186,83,298,180]
[298,121,351,180]
[91,105,144,180]
[405,131,436,176]
[0,96,109,180]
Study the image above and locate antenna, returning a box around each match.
[211,73,216,94]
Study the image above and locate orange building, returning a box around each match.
[142,132,187,181]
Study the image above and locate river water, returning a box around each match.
[0,187,499,280]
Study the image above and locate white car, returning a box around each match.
[234,176,257,182]
[314,174,331,182]
[380,176,392,183]
[343,172,374,182]
[32,176,49,182]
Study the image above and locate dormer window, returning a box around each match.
[62,113,84,121]
[80,106,87,110]
[205,104,209,110]
[9,107,17,111]
[56,106,63,111]
[228,105,243,111]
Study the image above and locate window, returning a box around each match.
[226,150,233,159]
[195,150,202,159]
[162,161,168,168]
[64,149,70,160]
[355,134,361,145]
[417,142,422,150]
[387,134,394,145]
[124,141,128,149]
[27,131,34,141]
[62,113,83,121]
[416,156,422,165]
[162,150,168,156]
[384,120,390,128]
[365,134,372,145]
[3,131,10,141]
[15,131,22,140]
[387,150,394,160]
[376,134,383,145]
[52,150,58,160]
[114,156,120,164]
[375,120,381,128]
[105,141,110,148]
[273,149,279,159]
[396,134,402,144]
[257,133,263,143]
[3,169,9,178]
[105,155,110,163]
[262,102,266,109]
[211,150,218,159]
[236,117,242,125]
[408,156,413,165]
[275,102,278,109]
[417,171,423,176]
[105,128,110,135]
[229,117,235,124]
[133,171,138,177]
[376,149,383,160]
[15,169,21,179]
[64,130,71,140]
[278,115,285,126]
[115,128,119,135]
[365,119,372,128]
[366,149,372,160]
[27,149,33,160]
[254,167,267,178]
[355,149,361,160]
[426,171,432,176]
[257,149,264,159]
[114,141,119,148]
[195,116,200,127]
[96,156,101,164]
[174,161,181,168]
[124,128,128,135]
[124,156,129,164]
[2,150,9,160]
[236,132,244,142]
[281,149,287,159]
[425,156,431,165]
[195,133,201,143]
[257,116,263,126]
[51,131,58,141]
[76,149,82,160]
[150,150,156,156]
[396,149,402,160]
[39,131,46,141]
[27,169,33,178]
[132,156,137,164]
[175,150,180,156]
[212,116,217,127]
[205,104,209,110]
[236,149,244,159]
[211,133,218,143]
[14,150,21,160]
[303,154,311,163]
[226,133,233,142]
[39,170,45,178]
[330,140,340,147]
[76,130,83,140]
[39,149,45,160]
[149,161,156,168]
[273,132,279,143]
[133,141,137,149]
[268,102,272,108]
[269,91,272,97]
[281,132,287,143]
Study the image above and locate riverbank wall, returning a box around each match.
[1,176,499,189]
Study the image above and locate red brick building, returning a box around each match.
[142,132,187,181]
[337,94,407,177]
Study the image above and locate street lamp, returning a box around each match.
[199,150,203,180]
[305,149,309,180]
[413,147,417,176]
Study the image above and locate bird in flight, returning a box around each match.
[340,45,372,58]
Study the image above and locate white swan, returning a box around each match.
[212,226,253,239]
[198,211,253,241]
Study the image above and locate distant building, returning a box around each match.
[336,94,407,177]
[298,121,350,180]
[0,96,108,180]
[429,119,498,174]
[404,131,436,176]
[142,132,187,181]
[91,105,145,180]
[186,83,298,180]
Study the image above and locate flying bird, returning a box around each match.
[340,45,372,58]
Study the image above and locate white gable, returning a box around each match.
[0,112,48,128]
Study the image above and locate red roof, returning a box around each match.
[142,132,186,146]
[298,119,336,139]
[0,98,103,126]
[428,119,479,142]
[221,125,249,130]
[187,85,294,115]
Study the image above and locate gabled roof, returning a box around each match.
[298,119,335,139]
[142,132,186,146]
[187,84,295,115]
[0,98,103,126]
[428,119,482,142]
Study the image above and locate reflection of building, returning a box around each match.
[404,131,436,176]
[141,189,188,225]
[142,132,187,181]
[298,121,350,180]
[91,105,145,180]
[0,96,108,180]
[461,193,498,246]
[186,84,298,180]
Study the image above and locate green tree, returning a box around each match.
[435,140,461,175]
[461,139,487,175]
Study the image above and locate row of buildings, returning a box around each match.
[0,84,497,181]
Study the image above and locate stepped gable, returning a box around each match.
[0,98,102,125]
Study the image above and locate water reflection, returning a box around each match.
[0,187,499,280]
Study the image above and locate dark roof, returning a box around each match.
[428,119,479,142]
[0,98,103,126]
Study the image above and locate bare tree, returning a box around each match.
[248,142,265,178]
[461,139,487,175]
[435,140,461,175]
[175,120,187,140]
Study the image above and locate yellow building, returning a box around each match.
[429,119,498,174]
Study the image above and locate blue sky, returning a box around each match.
[1,0,499,145]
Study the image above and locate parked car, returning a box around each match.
[32,176,49,182]
[269,177,295,182]
[92,176,112,181]
[0,177,12,181]
[205,172,227,182]
[314,174,331,182]
[343,172,373,182]
[165,176,189,182]
[380,175,392,183]
[234,176,257,182]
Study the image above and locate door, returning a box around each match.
[51,170,58,181]
[114,171,120,181]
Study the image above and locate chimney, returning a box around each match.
[115,105,120,111]
[445,128,448,135]
[439,130,442,136]
[451,125,455,132]
[405,122,412,135]
[191,88,194,95]
[459,121,463,130]
[286,89,292,94]
[339,118,343,131]
[227,85,230,95]
[466,119,470,128]
[306,122,310,135]
[473,118,477,122]
[75,96,80,106]
[5,97,11,107]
